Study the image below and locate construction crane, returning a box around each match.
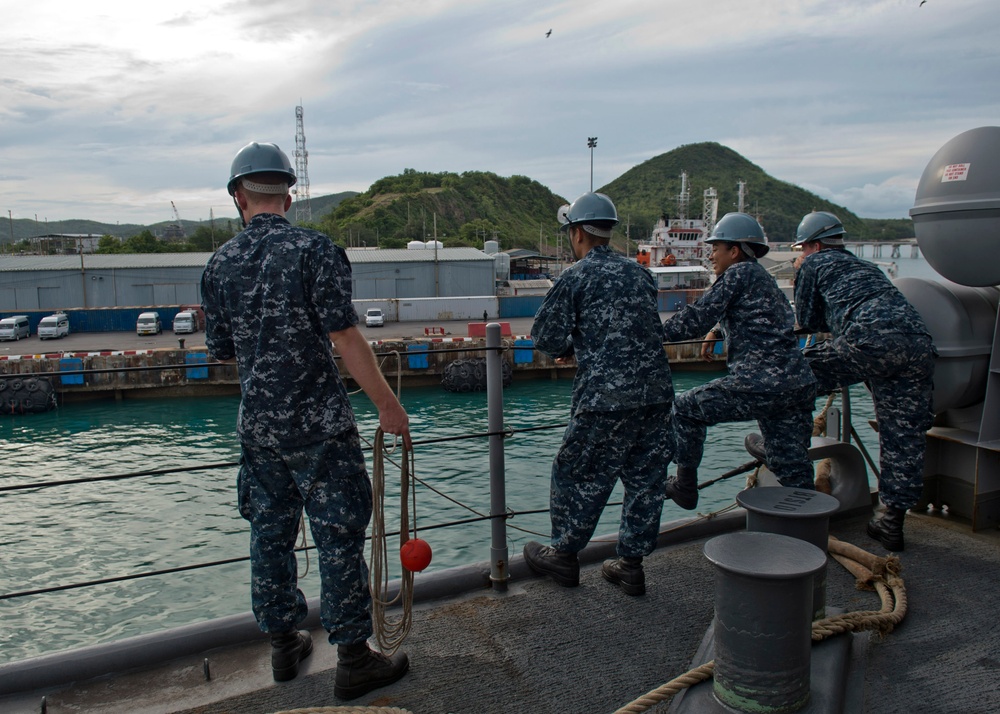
[169,201,186,239]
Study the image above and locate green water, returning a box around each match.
[0,375,880,663]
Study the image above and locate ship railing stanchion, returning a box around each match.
[486,322,510,590]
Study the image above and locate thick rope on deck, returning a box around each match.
[612,538,907,714]
[274,707,413,714]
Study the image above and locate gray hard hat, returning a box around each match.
[227,142,297,196]
[793,211,846,247]
[557,192,619,237]
[706,212,770,258]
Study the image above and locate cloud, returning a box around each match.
[0,0,997,225]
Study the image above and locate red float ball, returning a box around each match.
[400,538,433,572]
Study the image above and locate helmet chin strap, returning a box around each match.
[233,194,247,229]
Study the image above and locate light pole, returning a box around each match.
[587,137,598,191]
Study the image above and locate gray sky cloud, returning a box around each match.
[0,0,996,227]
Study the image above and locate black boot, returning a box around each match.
[335,641,409,700]
[271,630,313,682]
[601,557,645,596]
[522,541,580,587]
[867,506,906,552]
[744,433,767,464]
[665,466,699,510]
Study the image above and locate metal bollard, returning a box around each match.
[737,487,840,620]
[704,531,827,714]
[485,322,509,591]
[178,338,185,349]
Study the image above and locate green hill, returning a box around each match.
[314,169,566,250]
[601,142,868,243]
[3,147,913,252]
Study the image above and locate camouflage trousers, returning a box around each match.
[674,379,817,490]
[239,428,373,645]
[804,334,935,511]
[549,403,674,558]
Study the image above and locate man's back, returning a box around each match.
[532,245,672,414]
[795,249,929,340]
[202,213,358,448]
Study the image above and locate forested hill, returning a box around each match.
[320,146,911,250]
[601,142,867,243]
[313,169,566,250]
[4,145,913,252]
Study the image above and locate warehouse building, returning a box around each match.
[0,247,498,312]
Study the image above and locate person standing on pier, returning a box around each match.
[202,141,410,698]
[662,213,817,510]
[523,192,675,597]
[793,211,935,552]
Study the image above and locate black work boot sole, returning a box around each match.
[601,559,645,596]
[334,651,410,700]
[522,541,579,587]
[272,631,314,682]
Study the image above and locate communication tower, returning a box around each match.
[294,104,312,223]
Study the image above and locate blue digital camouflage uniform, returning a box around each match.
[795,248,935,511]
[531,244,674,558]
[202,212,373,645]
[663,260,817,488]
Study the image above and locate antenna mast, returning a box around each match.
[294,104,312,223]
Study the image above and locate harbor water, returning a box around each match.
[0,375,880,665]
[0,247,933,665]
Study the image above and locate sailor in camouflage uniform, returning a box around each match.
[522,192,674,597]
[662,213,818,510]
[793,211,935,552]
[202,142,409,698]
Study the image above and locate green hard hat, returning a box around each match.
[227,142,297,196]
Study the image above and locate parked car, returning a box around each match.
[365,308,385,327]
[172,311,198,334]
[0,315,30,341]
[38,313,70,340]
[136,311,162,335]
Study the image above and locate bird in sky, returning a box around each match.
[546,29,552,37]
[919,1,926,5]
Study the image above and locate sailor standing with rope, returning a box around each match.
[202,142,410,698]
[523,192,675,597]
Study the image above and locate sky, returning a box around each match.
[1,0,997,228]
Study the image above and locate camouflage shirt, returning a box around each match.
[662,260,814,392]
[202,213,359,448]
[794,249,931,342]
[531,245,673,415]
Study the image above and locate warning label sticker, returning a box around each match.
[942,163,971,182]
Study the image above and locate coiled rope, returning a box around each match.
[612,537,907,714]
[369,428,416,655]
[274,706,413,714]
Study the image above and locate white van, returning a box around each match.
[38,313,70,340]
[136,311,162,335]
[365,308,385,327]
[0,315,30,341]
[172,311,197,334]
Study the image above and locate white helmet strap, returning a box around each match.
[241,178,289,195]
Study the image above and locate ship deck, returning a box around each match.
[2,508,998,714]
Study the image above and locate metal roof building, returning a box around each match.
[0,247,496,312]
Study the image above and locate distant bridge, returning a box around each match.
[769,238,920,259]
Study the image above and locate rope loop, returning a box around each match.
[369,428,416,655]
